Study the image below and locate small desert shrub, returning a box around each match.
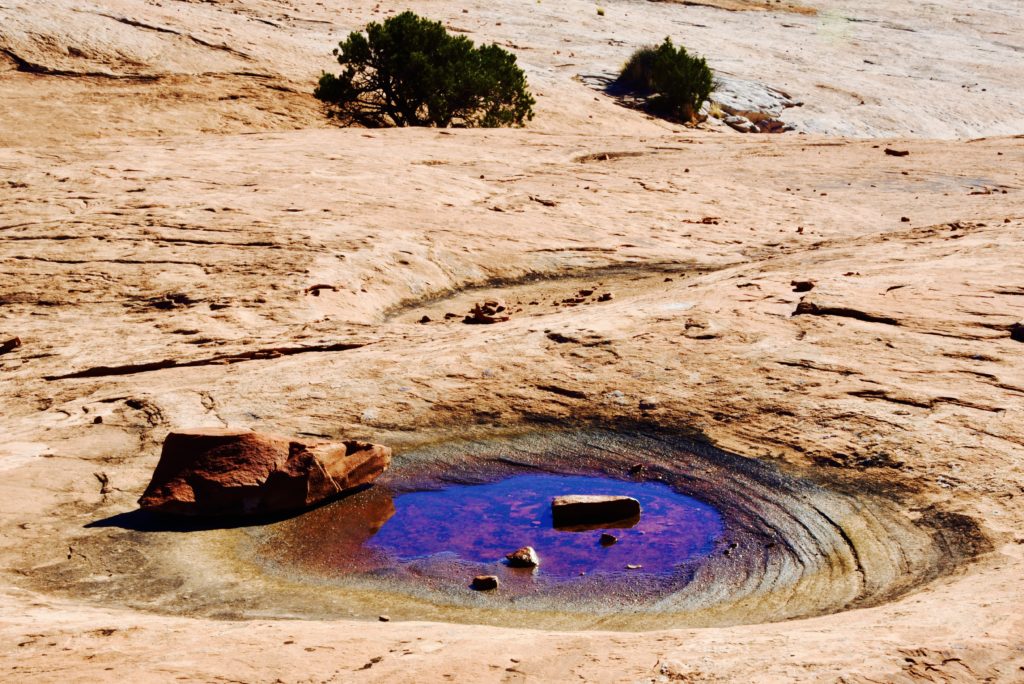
[616,38,714,123]
[315,11,535,128]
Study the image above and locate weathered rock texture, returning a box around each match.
[1,0,1024,682]
[138,429,391,516]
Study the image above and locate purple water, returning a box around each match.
[365,474,724,578]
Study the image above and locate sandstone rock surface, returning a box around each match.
[1,0,1024,681]
[138,429,391,516]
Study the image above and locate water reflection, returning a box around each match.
[278,474,724,581]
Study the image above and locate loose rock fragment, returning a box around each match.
[626,564,643,570]
[471,575,499,590]
[138,428,391,516]
[884,148,910,157]
[599,533,618,546]
[597,292,613,302]
[724,115,758,133]
[505,546,540,568]
[790,280,815,292]
[1010,323,1024,343]
[463,300,510,324]
[552,495,641,527]
[305,284,338,296]
[0,337,22,355]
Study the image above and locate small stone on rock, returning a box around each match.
[1010,323,1024,343]
[463,300,510,324]
[0,337,21,355]
[600,533,618,546]
[471,575,499,591]
[790,280,815,293]
[625,564,642,570]
[378,615,390,622]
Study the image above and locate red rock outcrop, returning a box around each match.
[138,428,391,516]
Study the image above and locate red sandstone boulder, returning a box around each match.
[138,428,391,516]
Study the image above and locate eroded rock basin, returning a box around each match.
[37,428,984,632]
[232,430,982,629]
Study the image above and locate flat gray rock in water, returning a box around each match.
[551,494,641,527]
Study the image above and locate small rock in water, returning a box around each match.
[552,495,641,527]
[505,546,540,568]
[599,533,618,546]
[471,575,499,591]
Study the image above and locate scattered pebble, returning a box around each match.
[639,397,658,411]
[471,575,499,590]
[600,533,618,546]
[790,280,815,292]
[378,615,390,622]
[626,564,642,570]
[464,300,510,324]
[0,337,22,355]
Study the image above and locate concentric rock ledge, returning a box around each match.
[24,429,985,631]
[245,429,985,629]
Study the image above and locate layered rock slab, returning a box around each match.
[551,495,641,528]
[138,428,391,516]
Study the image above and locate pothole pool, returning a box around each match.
[37,429,987,631]
[259,474,724,594]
